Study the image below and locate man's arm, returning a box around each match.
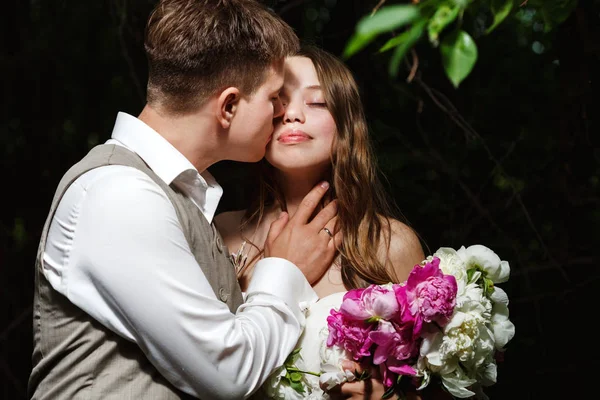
[43,165,317,399]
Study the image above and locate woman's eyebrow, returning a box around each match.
[304,85,322,90]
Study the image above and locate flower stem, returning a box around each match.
[286,367,321,377]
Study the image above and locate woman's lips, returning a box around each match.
[277,130,312,144]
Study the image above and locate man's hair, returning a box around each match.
[144,0,299,114]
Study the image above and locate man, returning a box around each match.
[28,1,340,399]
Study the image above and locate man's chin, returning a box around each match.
[241,151,265,164]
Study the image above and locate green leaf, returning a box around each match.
[484,278,495,296]
[290,372,303,382]
[428,5,460,45]
[290,380,305,394]
[379,17,426,53]
[466,268,477,282]
[343,31,377,59]
[451,0,470,7]
[440,30,478,88]
[486,0,513,34]
[386,19,426,78]
[356,5,421,37]
[355,369,372,381]
[285,347,302,365]
[343,5,421,60]
[382,385,397,399]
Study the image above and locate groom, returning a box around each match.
[28,1,342,399]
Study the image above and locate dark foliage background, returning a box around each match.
[1,0,598,399]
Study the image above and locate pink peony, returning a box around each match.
[395,257,458,336]
[340,285,399,322]
[369,320,419,365]
[379,359,417,388]
[326,309,374,360]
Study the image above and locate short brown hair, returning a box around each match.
[144,0,299,114]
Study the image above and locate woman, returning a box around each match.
[217,45,425,295]
[216,46,439,399]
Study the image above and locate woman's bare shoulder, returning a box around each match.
[379,217,426,283]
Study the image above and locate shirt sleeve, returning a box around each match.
[42,165,318,399]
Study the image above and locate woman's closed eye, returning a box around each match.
[307,102,327,107]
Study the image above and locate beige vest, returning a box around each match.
[28,144,244,399]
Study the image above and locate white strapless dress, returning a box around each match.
[258,292,354,400]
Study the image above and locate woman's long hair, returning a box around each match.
[240,45,411,289]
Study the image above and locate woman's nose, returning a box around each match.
[283,102,305,124]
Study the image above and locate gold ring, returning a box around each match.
[322,227,333,238]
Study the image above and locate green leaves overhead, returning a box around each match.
[343,4,421,59]
[441,30,478,87]
[486,0,514,34]
[428,5,461,45]
[341,0,543,88]
[356,4,421,36]
[342,0,578,87]
[386,20,426,78]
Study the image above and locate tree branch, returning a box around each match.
[413,76,571,284]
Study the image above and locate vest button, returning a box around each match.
[219,287,228,302]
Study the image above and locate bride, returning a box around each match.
[216,45,426,399]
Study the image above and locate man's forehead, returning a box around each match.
[265,68,284,91]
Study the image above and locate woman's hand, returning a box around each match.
[330,379,453,400]
[264,181,342,284]
[325,360,454,400]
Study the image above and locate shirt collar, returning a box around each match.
[108,112,223,223]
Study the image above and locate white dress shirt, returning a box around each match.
[42,112,318,399]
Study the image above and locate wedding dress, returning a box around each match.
[255,291,352,400]
[231,242,352,400]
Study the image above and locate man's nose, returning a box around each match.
[273,98,285,119]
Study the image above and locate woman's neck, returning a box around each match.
[275,169,327,218]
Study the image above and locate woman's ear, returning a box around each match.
[216,87,241,129]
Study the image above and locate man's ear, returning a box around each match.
[216,87,241,129]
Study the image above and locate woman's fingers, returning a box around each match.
[263,212,288,257]
[309,199,338,233]
[291,181,331,225]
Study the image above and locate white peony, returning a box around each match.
[439,365,478,398]
[433,247,469,295]
[488,287,515,350]
[419,289,496,398]
[457,245,510,283]
[445,296,494,366]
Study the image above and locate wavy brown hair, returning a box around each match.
[240,45,411,289]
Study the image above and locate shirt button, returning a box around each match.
[219,287,228,303]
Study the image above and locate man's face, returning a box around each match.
[227,61,285,162]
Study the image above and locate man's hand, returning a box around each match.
[264,181,342,284]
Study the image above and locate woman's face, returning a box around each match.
[266,56,337,175]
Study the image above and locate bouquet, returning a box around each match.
[261,244,515,399]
